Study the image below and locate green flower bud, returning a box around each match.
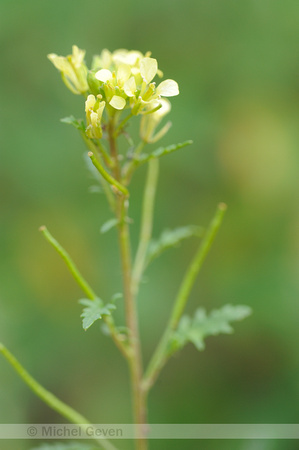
[87,70,103,96]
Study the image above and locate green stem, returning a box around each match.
[39,226,97,300]
[142,203,227,391]
[81,135,116,212]
[123,141,146,184]
[88,152,129,197]
[131,159,159,300]
[39,226,130,360]
[115,112,133,137]
[0,343,116,450]
[94,139,114,168]
[81,132,114,168]
[108,121,148,450]
[118,198,148,450]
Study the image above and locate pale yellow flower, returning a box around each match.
[49,46,180,136]
[126,56,179,115]
[91,49,113,70]
[48,45,88,95]
[89,49,179,115]
[95,64,131,110]
[112,49,144,67]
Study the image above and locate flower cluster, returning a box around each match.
[48,46,179,143]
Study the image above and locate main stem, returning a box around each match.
[108,119,148,450]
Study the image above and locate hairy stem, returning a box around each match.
[108,119,148,450]
[143,203,227,391]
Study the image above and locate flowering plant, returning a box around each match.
[0,45,251,450]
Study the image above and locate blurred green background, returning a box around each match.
[1,0,299,449]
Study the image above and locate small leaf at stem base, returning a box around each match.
[79,298,116,331]
[60,116,85,131]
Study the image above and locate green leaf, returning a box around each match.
[132,140,193,168]
[31,443,97,450]
[79,298,116,331]
[60,116,85,131]
[170,304,252,353]
[100,218,119,234]
[146,225,203,266]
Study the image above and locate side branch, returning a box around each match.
[39,226,97,300]
[142,203,227,391]
[39,226,131,360]
[0,343,116,450]
[88,152,129,197]
[131,159,159,300]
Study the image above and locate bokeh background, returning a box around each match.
[1,1,299,449]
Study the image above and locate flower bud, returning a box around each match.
[87,70,103,96]
[85,95,105,139]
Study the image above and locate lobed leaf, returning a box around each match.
[169,304,252,353]
[146,225,203,266]
[60,116,85,131]
[134,140,193,167]
[79,298,116,331]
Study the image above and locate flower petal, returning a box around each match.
[101,49,112,68]
[140,57,158,84]
[95,69,113,82]
[96,101,106,120]
[90,111,99,128]
[109,95,126,110]
[71,45,86,67]
[48,54,68,72]
[126,51,143,65]
[156,79,179,97]
[112,49,129,65]
[85,94,96,112]
[117,64,131,85]
[124,77,136,97]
